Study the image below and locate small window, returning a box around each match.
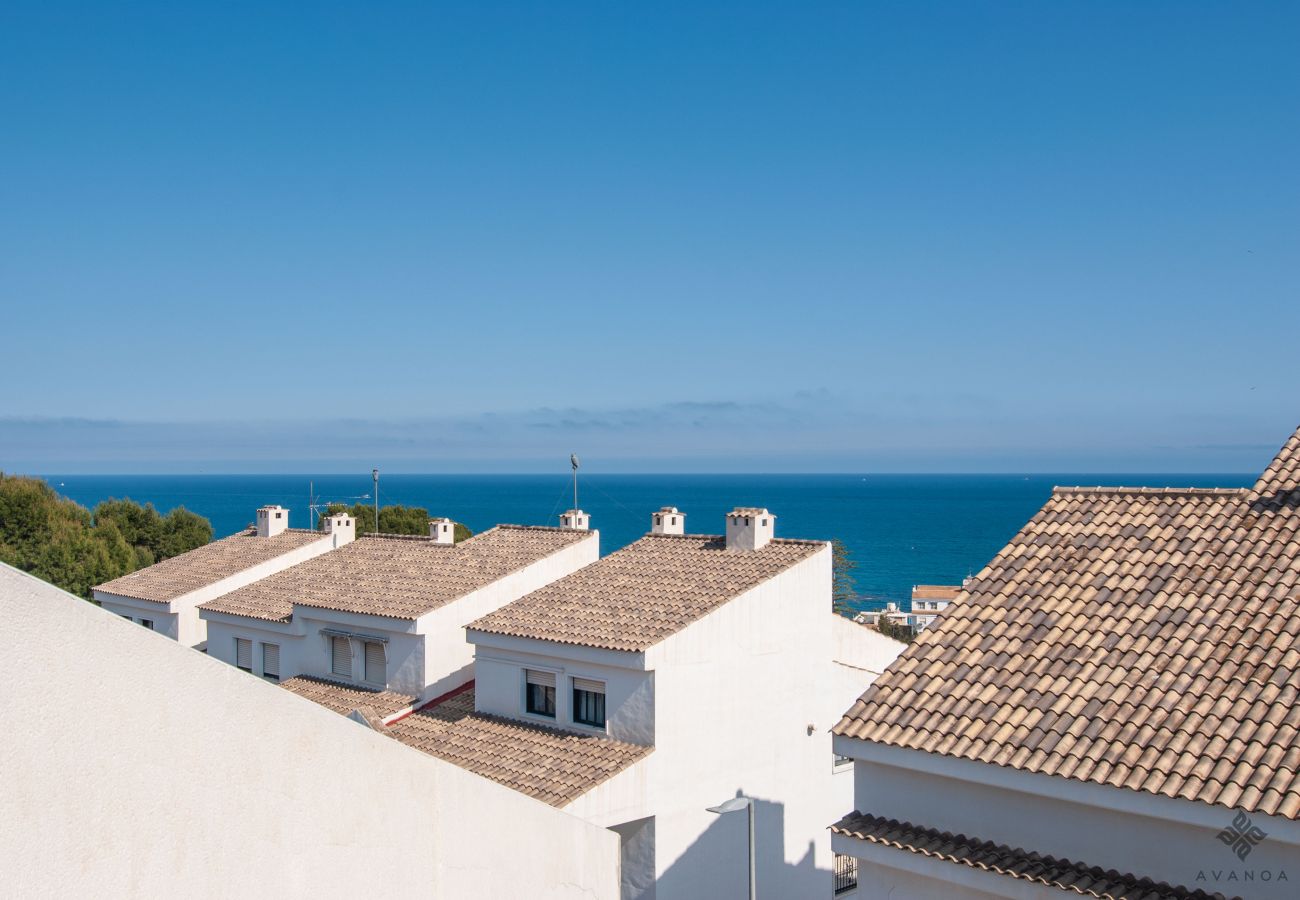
[235,638,252,672]
[670,516,677,525]
[572,677,606,729]
[275,511,282,519]
[140,619,154,630]
[525,669,556,718]
[834,853,858,895]
[262,643,280,681]
[331,635,352,678]
[363,641,385,686]
[761,518,767,526]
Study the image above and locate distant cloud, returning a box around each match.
[0,397,1287,475]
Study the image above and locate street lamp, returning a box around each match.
[706,795,755,900]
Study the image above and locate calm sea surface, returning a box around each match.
[42,473,1251,611]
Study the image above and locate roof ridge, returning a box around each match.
[1052,486,1246,496]
[641,531,829,547]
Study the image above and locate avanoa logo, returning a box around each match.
[1218,812,1267,861]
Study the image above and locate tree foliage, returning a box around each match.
[0,474,213,599]
[875,617,916,644]
[831,539,859,616]
[318,502,472,543]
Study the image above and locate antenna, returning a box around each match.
[372,468,379,532]
[570,453,580,510]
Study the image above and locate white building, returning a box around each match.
[277,506,903,900]
[198,516,598,701]
[908,583,960,632]
[1,561,620,899]
[93,505,344,648]
[831,427,1300,899]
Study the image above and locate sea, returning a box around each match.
[42,473,1252,613]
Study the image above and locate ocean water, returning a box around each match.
[43,472,1252,610]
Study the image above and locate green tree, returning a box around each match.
[0,473,213,599]
[319,503,472,542]
[831,539,859,616]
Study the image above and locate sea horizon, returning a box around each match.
[40,471,1255,611]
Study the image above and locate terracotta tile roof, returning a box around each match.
[835,425,1300,821]
[912,584,961,600]
[94,528,327,603]
[280,675,415,721]
[386,687,653,807]
[831,812,1234,900]
[199,525,591,622]
[469,532,827,652]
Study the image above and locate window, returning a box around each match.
[235,638,252,672]
[833,853,858,894]
[525,669,556,718]
[262,643,280,682]
[119,614,132,620]
[140,619,154,630]
[331,635,352,678]
[572,677,606,728]
[363,641,386,686]
[833,753,853,770]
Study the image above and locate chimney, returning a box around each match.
[256,505,289,538]
[429,517,456,545]
[323,511,356,548]
[725,507,775,552]
[559,509,590,530]
[651,506,685,535]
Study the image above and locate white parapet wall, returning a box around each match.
[0,563,619,900]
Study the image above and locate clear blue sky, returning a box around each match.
[2,2,1297,473]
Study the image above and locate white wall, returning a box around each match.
[0,563,619,900]
[839,744,1300,900]
[640,548,837,900]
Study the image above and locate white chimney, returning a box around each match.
[256,505,289,538]
[323,511,355,548]
[725,507,775,552]
[652,506,685,535]
[559,509,590,530]
[429,517,456,545]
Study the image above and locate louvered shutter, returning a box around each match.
[526,669,555,688]
[262,643,280,680]
[363,642,386,685]
[235,638,252,671]
[331,636,351,678]
[572,677,603,693]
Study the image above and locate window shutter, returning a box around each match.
[331,636,352,678]
[262,643,280,680]
[572,677,603,694]
[526,669,555,688]
[364,641,386,685]
[235,638,252,671]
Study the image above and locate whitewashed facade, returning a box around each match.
[465,508,905,900]
[1,562,619,900]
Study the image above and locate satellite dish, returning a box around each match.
[571,454,580,470]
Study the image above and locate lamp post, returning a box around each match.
[706,795,755,900]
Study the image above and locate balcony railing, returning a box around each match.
[833,853,858,895]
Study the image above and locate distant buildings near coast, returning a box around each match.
[9,426,1300,898]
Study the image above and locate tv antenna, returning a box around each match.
[570,453,580,510]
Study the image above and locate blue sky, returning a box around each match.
[2,2,1297,473]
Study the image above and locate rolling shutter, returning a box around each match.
[363,641,386,685]
[262,643,280,680]
[331,636,352,678]
[526,669,555,688]
[235,638,252,672]
[572,677,603,694]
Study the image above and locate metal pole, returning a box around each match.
[747,799,756,900]
[372,468,379,532]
